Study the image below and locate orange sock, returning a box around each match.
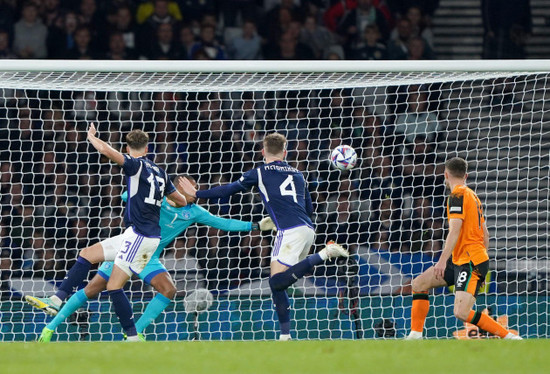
[411,292,429,333]
[467,310,509,338]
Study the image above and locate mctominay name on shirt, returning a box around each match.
[264,165,298,172]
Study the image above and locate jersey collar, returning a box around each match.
[267,160,285,165]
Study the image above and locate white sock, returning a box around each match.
[408,331,423,338]
[319,250,328,261]
[279,334,291,341]
[50,295,62,307]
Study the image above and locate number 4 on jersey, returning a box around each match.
[279,175,298,203]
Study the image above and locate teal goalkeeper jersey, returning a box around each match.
[121,192,252,258]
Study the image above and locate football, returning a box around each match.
[330,145,357,170]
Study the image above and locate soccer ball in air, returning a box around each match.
[330,145,357,170]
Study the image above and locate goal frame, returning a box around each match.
[1,59,548,341]
[1,59,550,74]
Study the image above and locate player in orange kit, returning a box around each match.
[406,157,521,340]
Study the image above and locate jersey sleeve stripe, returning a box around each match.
[128,163,143,198]
[256,168,270,202]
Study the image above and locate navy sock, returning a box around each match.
[269,253,323,292]
[271,289,290,335]
[109,289,137,337]
[55,256,91,301]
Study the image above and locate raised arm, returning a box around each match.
[87,123,125,166]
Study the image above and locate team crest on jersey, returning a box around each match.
[181,211,192,220]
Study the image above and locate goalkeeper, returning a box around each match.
[28,176,275,342]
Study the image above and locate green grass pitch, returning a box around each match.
[1,340,548,374]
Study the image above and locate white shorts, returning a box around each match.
[271,225,315,267]
[100,227,160,277]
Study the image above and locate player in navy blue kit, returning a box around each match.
[35,175,276,342]
[181,133,349,340]
[26,124,188,341]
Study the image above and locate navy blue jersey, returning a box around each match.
[122,155,176,237]
[239,161,313,230]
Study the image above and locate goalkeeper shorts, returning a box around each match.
[100,226,160,277]
[98,257,168,285]
[271,225,315,267]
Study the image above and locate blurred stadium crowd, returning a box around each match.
[0,0,442,61]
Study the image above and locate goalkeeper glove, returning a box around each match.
[252,217,276,231]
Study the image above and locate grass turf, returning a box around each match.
[1,340,547,374]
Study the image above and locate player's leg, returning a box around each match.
[135,268,176,335]
[269,228,348,292]
[453,262,521,339]
[269,260,292,340]
[39,273,108,342]
[107,231,159,341]
[105,264,138,340]
[406,260,452,340]
[25,235,120,314]
[53,243,106,302]
[268,227,348,340]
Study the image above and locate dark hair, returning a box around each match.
[126,129,149,150]
[364,24,379,33]
[22,1,37,10]
[110,31,124,39]
[74,25,90,35]
[201,24,215,32]
[445,157,468,178]
[263,133,287,155]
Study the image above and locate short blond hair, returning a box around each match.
[263,133,287,155]
[126,129,149,150]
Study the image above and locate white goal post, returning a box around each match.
[0,60,548,341]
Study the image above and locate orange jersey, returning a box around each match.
[447,185,489,266]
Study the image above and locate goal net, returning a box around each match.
[0,61,548,341]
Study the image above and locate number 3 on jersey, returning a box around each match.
[145,174,165,206]
[280,175,298,203]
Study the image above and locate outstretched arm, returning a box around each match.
[194,205,275,232]
[180,177,247,200]
[87,123,125,166]
[195,206,252,231]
